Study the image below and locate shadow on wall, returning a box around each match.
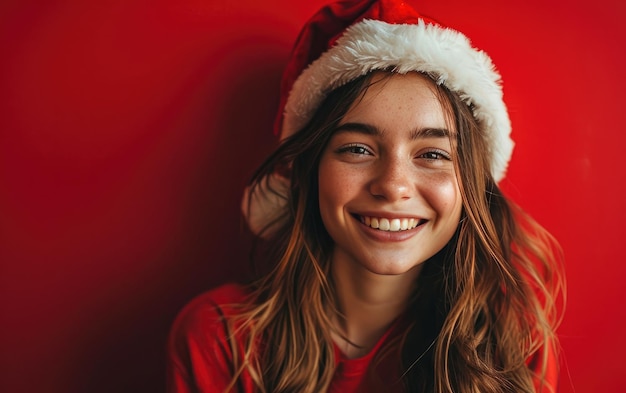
[71,39,285,393]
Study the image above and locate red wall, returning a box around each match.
[1,0,624,392]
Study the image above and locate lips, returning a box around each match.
[358,215,425,232]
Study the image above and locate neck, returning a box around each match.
[330,250,422,358]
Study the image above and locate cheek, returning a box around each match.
[318,157,347,196]
[318,160,360,221]
[421,172,462,216]
[317,160,343,219]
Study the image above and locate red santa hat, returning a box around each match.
[243,0,514,236]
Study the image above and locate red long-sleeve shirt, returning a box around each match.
[166,283,558,392]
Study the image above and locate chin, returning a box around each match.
[362,259,426,276]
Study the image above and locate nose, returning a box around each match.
[368,156,413,202]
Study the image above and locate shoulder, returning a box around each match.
[183,282,252,314]
[166,283,254,392]
[171,283,252,341]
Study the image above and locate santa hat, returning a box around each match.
[243,0,513,236]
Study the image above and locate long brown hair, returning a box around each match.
[230,71,565,392]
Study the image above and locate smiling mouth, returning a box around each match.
[356,215,426,232]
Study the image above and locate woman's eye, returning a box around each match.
[337,144,372,155]
[419,149,451,160]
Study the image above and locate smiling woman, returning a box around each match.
[318,72,462,278]
[166,1,565,392]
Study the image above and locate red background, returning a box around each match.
[1,0,624,392]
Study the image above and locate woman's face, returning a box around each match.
[318,72,463,276]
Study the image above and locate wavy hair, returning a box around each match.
[229,71,565,393]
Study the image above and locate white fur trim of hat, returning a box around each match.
[243,8,513,237]
[283,19,513,180]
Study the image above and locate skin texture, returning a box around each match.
[318,72,463,357]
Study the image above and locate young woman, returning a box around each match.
[167,1,565,392]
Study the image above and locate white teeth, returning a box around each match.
[401,218,409,230]
[379,218,390,231]
[361,216,420,232]
[390,219,401,231]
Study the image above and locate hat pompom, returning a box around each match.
[241,172,290,237]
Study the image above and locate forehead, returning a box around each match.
[340,72,453,134]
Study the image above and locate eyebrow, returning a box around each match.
[333,122,452,140]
